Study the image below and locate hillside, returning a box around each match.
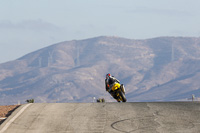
[0,36,200,104]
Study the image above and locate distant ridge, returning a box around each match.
[0,36,200,105]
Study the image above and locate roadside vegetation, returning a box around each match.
[26,99,34,103]
[96,98,105,103]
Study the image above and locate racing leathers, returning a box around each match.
[105,76,120,99]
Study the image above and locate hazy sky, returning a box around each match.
[0,0,200,63]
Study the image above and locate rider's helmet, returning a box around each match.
[106,73,111,79]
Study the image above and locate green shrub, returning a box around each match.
[97,98,105,103]
[26,99,34,103]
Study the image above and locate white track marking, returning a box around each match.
[0,103,32,133]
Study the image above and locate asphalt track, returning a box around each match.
[0,102,200,133]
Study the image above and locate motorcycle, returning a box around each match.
[110,82,127,102]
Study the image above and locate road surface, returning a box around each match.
[0,102,200,133]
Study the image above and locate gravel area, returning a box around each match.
[0,105,20,125]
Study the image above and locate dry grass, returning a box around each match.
[0,105,20,125]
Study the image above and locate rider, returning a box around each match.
[105,73,121,101]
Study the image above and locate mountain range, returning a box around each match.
[1,36,200,105]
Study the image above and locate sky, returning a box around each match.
[0,0,200,63]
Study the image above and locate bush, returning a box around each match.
[26,99,34,103]
[97,98,105,103]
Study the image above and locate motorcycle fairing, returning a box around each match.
[111,82,120,91]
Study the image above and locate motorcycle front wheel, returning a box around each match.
[119,91,127,102]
